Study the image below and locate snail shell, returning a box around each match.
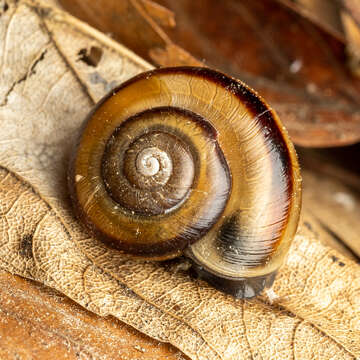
[69,67,301,298]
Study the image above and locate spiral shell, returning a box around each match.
[69,67,301,298]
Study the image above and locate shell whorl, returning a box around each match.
[69,66,301,287]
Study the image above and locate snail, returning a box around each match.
[68,66,301,299]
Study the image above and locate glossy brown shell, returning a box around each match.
[69,66,301,296]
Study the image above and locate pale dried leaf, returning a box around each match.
[0,1,359,359]
[77,225,360,358]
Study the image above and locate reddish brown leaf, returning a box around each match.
[58,0,200,67]
[299,146,360,260]
[155,0,360,147]
[59,0,360,147]
[275,0,344,41]
[0,271,186,360]
[277,0,360,76]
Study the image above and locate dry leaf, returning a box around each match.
[0,1,359,359]
[300,148,360,260]
[275,0,344,41]
[277,0,360,76]
[141,0,176,28]
[157,0,360,147]
[341,1,360,77]
[57,0,200,67]
[58,0,360,147]
[0,270,186,359]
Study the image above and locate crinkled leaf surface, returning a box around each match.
[0,1,359,359]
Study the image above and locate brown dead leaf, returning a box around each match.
[0,270,186,360]
[300,211,359,262]
[277,0,360,76]
[57,0,200,67]
[63,0,360,147]
[154,0,360,147]
[342,1,360,77]
[275,0,344,41]
[140,0,176,28]
[59,0,360,147]
[300,148,360,260]
[0,1,359,359]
